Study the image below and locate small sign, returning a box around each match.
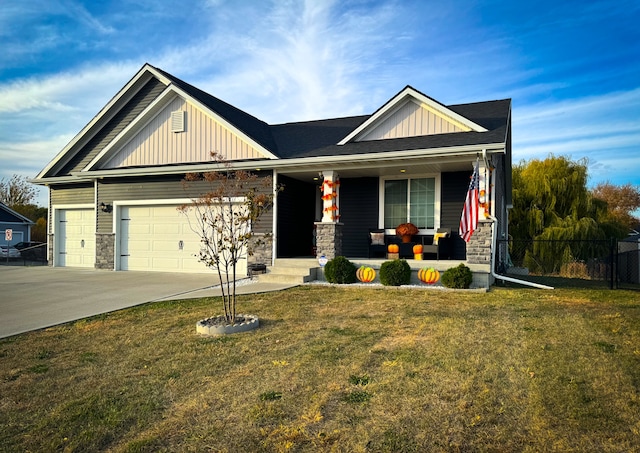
[318,255,328,267]
[4,229,12,242]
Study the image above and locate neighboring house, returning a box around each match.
[0,202,34,246]
[619,234,640,284]
[33,63,512,283]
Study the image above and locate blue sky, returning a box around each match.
[1,0,639,208]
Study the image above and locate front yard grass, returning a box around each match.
[1,286,639,452]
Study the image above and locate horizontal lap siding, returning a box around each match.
[50,184,95,235]
[340,177,379,258]
[96,173,274,234]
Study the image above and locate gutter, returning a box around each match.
[487,215,554,290]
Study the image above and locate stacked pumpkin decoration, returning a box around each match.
[418,267,440,285]
[356,266,376,283]
[413,244,423,260]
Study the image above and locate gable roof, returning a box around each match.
[271,98,510,159]
[151,66,279,154]
[0,202,35,225]
[34,65,511,182]
[338,85,487,145]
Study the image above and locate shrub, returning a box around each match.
[441,263,473,289]
[379,259,411,286]
[324,256,357,284]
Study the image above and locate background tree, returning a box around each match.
[509,155,627,273]
[0,175,37,207]
[592,182,640,230]
[10,204,48,242]
[180,155,277,324]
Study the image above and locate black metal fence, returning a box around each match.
[0,243,48,267]
[496,238,639,290]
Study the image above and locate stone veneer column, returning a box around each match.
[95,233,115,270]
[465,221,492,265]
[247,233,273,265]
[315,222,343,260]
[48,233,54,267]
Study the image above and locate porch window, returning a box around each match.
[383,177,436,230]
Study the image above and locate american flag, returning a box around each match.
[459,161,479,243]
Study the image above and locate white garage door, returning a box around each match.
[57,209,95,267]
[119,205,247,275]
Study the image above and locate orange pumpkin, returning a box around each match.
[413,244,423,254]
[356,266,376,283]
[418,267,440,284]
[387,244,399,253]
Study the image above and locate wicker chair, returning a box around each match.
[422,228,451,260]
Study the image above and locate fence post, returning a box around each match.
[610,238,616,290]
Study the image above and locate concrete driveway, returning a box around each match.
[0,266,294,339]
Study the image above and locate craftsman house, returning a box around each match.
[34,63,512,284]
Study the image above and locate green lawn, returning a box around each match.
[1,286,639,452]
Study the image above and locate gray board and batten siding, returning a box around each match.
[52,78,167,177]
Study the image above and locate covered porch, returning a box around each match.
[257,257,493,289]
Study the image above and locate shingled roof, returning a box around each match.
[153,66,510,160]
[152,65,279,154]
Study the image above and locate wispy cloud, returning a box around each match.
[513,88,640,184]
[0,0,638,206]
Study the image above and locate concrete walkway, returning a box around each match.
[0,266,296,339]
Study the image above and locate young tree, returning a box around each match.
[179,155,276,324]
[592,182,640,230]
[0,175,37,207]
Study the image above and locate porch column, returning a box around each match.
[315,222,343,260]
[320,171,340,222]
[316,171,342,259]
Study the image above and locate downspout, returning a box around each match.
[271,170,278,267]
[487,214,553,289]
[481,149,552,289]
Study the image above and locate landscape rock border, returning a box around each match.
[196,314,259,336]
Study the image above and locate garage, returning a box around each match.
[118,204,247,275]
[56,208,95,267]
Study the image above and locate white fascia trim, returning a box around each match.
[82,85,278,172]
[1,220,34,226]
[30,176,92,186]
[0,204,36,224]
[36,65,160,179]
[79,143,506,179]
[169,85,279,161]
[338,87,487,145]
[83,87,179,170]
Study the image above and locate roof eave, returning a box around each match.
[36,64,162,179]
[69,142,506,179]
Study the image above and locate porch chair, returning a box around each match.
[368,229,387,258]
[422,228,451,260]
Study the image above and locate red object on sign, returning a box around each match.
[5,229,12,241]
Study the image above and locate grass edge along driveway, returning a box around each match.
[1,286,639,452]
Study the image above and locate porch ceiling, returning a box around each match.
[276,152,484,182]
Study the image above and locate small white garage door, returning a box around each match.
[57,209,95,267]
[119,205,247,275]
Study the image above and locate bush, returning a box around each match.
[324,256,357,284]
[441,263,473,289]
[379,259,411,286]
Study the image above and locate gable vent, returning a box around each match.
[171,110,185,133]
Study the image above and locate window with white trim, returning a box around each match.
[382,176,439,231]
